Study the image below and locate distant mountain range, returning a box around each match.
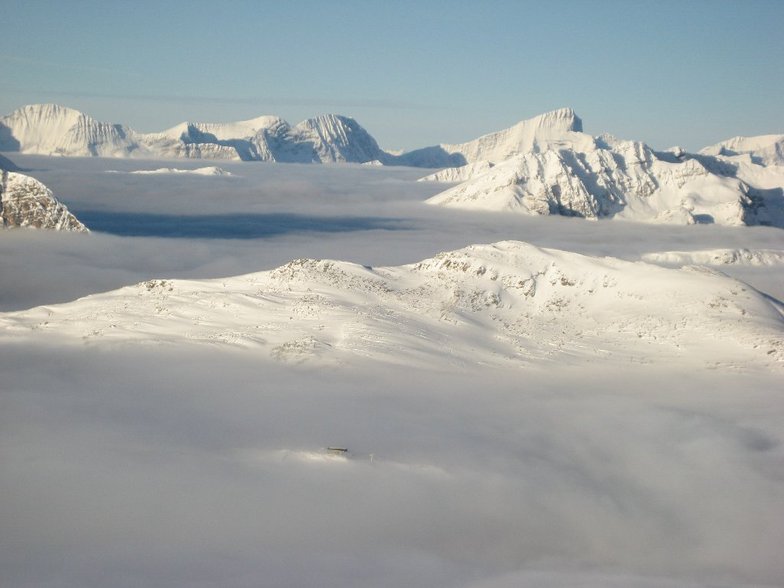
[0,104,591,167]
[1,104,782,227]
[0,104,388,163]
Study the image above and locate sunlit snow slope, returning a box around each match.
[1,241,781,370]
[422,114,784,227]
[701,134,784,166]
[0,105,387,163]
[4,104,783,226]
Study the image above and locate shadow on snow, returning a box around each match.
[74,210,411,239]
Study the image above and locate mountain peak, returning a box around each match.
[294,114,383,163]
[8,103,87,120]
[295,113,362,133]
[1,170,88,232]
[1,104,91,133]
[0,104,136,157]
[527,107,582,133]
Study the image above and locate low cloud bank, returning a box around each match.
[1,346,782,587]
[1,156,783,587]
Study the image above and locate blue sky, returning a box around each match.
[1,0,782,151]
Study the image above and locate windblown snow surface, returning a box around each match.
[2,241,781,370]
[1,154,784,588]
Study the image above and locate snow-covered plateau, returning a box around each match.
[2,241,781,370]
[1,150,783,588]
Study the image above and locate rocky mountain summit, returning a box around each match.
[0,155,87,232]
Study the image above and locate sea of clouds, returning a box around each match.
[1,154,783,587]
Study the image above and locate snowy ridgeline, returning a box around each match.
[0,104,386,164]
[2,104,783,227]
[419,111,784,228]
[1,241,781,370]
[643,248,784,266]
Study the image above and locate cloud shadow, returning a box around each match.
[74,210,411,239]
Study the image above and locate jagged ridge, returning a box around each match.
[0,104,387,163]
[424,126,784,227]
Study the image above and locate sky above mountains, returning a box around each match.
[1,0,782,152]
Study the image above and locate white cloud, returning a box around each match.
[1,154,783,587]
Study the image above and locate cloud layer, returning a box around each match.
[1,155,783,587]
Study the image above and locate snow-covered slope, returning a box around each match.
[701,134,784,166]
[419,160,496,183]
[0,104,138,157]
[0,170,88,232]
[159,115,286,142]
[425,130,784,227]
[143,113,386,163]
[291,114,386,163]
[142,115,292,161]
[643,248,784,266]
[4,105,783,225]
[427,142,755,225]
[127,166,233,176]
[1,241,780,369]
[0,104,387,163]
[394,108,587,168]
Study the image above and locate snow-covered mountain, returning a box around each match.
[294,114,386,163]
[394,108,587,168]
[1,241,781,369]
[422,116,784,227]
[0,165,88,232]
[0,104,387,163]
[700,134,784,167]
[425,140,771,225]
[3,104,783,227]
[642,248,784,266]
[0,104,596,168]
[0,104,138,157]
